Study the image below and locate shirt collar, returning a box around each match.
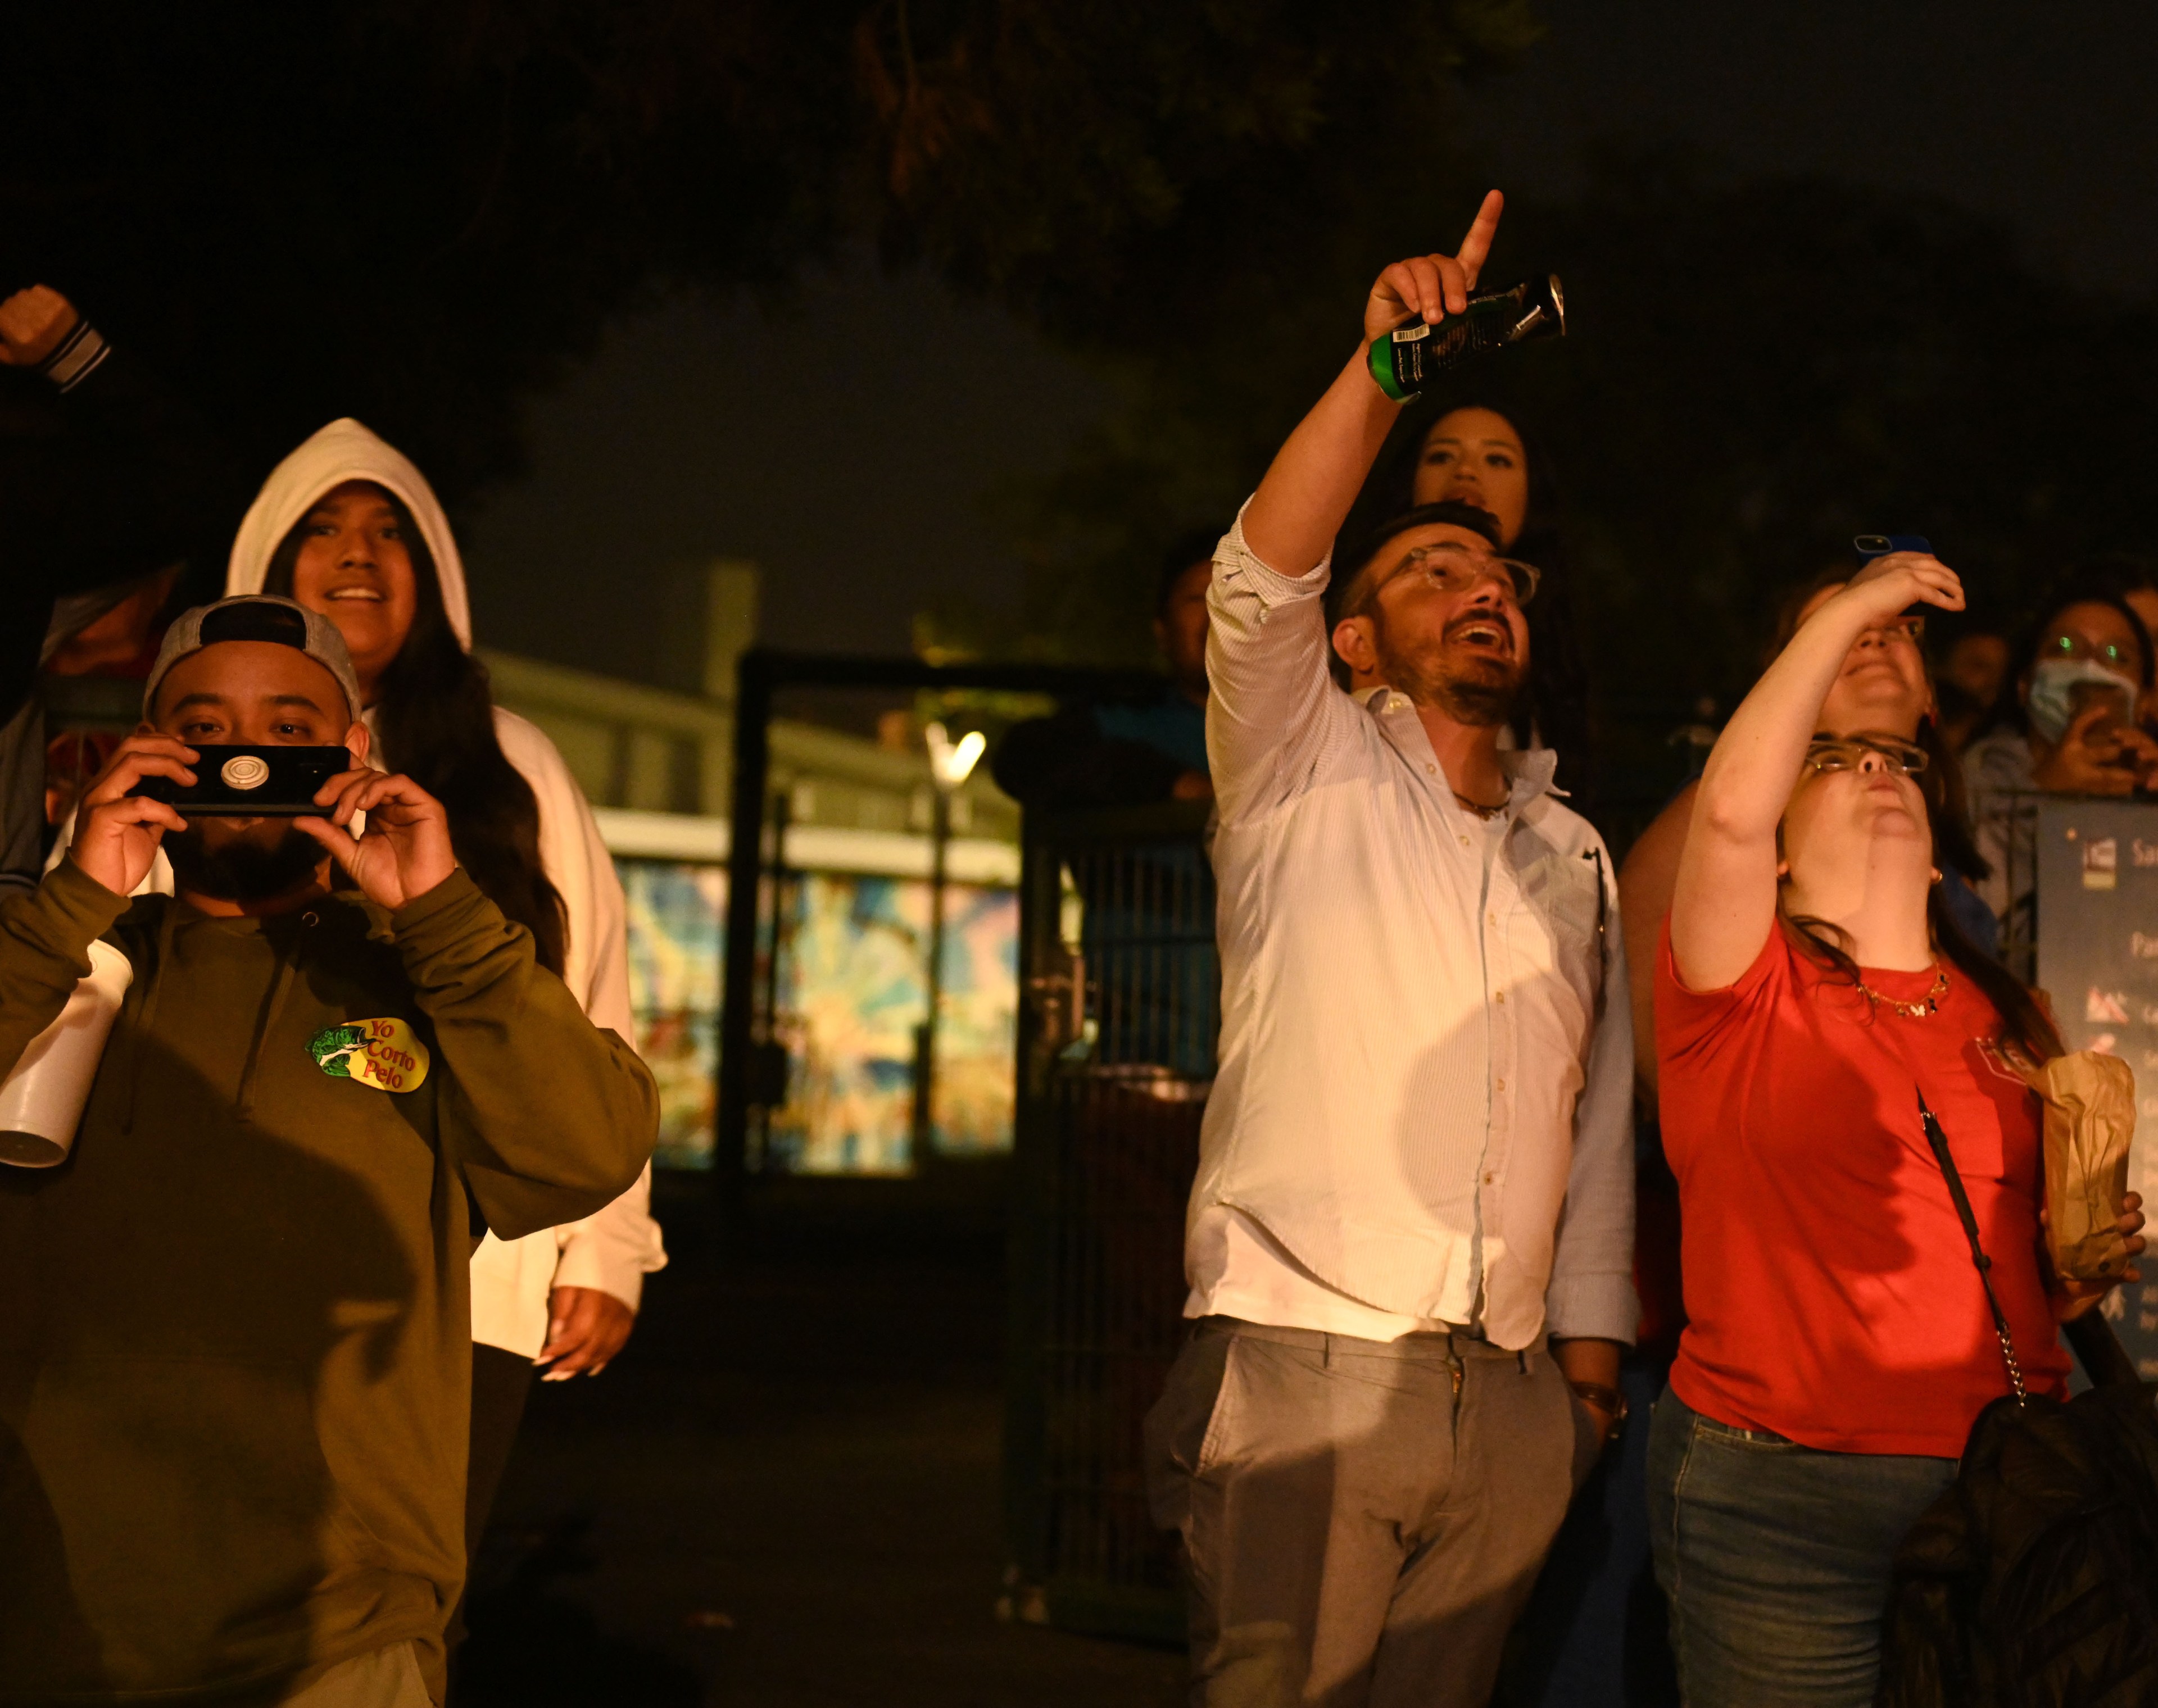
[1355,684,1561,809]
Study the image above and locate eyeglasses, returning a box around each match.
[2045,632,2140,671]
[1384,540,1541,606]
[1802,734,1930,776]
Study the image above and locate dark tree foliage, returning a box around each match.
[1481,162,2158,721]
[10,2,2149,785]
[0,0,1534,515]
[978,149,2158,774]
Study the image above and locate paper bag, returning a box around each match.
[0,940,132,1168]
[2019,1050,2136,1282]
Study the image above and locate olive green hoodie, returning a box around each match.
[0,861,657,1704]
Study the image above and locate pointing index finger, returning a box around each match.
[1454,189,1504,291]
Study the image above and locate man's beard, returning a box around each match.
[1375,620,1525,728]
[164,821,326,902]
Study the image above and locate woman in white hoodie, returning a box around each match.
[225,419,665,1575]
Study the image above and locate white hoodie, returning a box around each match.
[227,419,665,1357]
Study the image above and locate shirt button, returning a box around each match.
[1426,763,1436,774]
[1495,1078,1506,1092]
[1458,834,1470,846]
[1495,991,1506,1005]
[1488,911,1498,925]
[1484,1171,1495,1184]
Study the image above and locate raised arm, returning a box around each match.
[1210,195,1506,821]
[1243,190,1504,576]
[1670,555,1963,989]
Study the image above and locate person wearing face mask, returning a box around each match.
[223,421,665,1627]
[1143,194,1635,1708]
[1653,550,2144,1706]
[1961,581,2158,929]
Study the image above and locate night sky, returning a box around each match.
[460,0,2158,684]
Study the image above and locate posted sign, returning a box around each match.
[2035,798,2158,1376]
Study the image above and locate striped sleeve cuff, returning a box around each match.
[36,320,111,393]
[1544,1270,1641,1347]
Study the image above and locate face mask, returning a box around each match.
[2026,657,2138,744]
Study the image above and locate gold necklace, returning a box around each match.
[1856,965,1948,1019]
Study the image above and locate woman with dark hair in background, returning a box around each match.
[225,420,667,1642]
[1962,574,2158,930]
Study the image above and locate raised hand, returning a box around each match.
[296,768,456,911]
[0,285,81,367]
[1363,190,1505,343]
[66,735,198,897]
[1833,550,1966,625]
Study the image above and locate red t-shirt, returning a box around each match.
[1657,924,2069,1456]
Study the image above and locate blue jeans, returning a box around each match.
[1646,1387,1955,1708]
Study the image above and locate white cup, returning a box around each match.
[0,939,133,1168]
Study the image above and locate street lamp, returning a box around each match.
[912,721,985,1161]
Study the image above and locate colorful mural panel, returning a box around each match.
[617,859,727,1171]
[613,857,1017,1174]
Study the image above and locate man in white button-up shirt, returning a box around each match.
[1144,193,1636,1708]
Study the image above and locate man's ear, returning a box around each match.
[344,721,371,766]
[1331,616,1375,676]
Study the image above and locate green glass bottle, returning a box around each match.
[1367,274,1566,402]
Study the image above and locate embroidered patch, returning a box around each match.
[308,1018,430,1093]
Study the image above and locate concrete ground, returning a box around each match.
[457,1170,1187,1708]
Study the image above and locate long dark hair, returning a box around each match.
[1355,397,1593,794]
[1781,889,2060,1065]
[265,491,567,975]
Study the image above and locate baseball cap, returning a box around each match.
[143,595,363,723]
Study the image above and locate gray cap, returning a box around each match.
[144,595,363,724]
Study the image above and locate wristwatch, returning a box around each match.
[1569,1380,1630,1433]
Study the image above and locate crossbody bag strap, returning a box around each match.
[1916,1088,2030,1409]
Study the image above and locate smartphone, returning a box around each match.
[2070,678,2138,755]
[135,746,354,816]
[1854,534,1932,617]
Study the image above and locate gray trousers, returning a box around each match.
[1145,1317,1595,1708]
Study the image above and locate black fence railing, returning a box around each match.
[1003,800,1216,1644]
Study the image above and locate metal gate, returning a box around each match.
[1003,800,1218,1644]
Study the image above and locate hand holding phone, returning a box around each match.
[1854,534,1937,620]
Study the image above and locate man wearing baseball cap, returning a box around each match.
[0,596,658,1705]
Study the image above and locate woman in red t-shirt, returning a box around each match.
[1652,549,2145,1707]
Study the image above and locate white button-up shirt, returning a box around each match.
[1187,508,1638,1350]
